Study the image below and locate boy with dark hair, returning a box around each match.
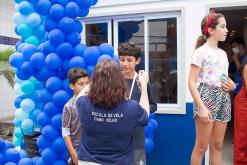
[62,68,90,165]
[118,41,157,165]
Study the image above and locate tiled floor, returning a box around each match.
[222,127,234,165]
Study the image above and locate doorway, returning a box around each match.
[211,5,247,165]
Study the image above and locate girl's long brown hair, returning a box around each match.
[88,59,129,108]
[195,12,225,49]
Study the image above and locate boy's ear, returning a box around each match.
[69,84,74,90]
[136,58,141,65]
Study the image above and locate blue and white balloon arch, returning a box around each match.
[0,0,158,164]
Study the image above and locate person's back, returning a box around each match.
[77,96,147,165]
[76,60,150,165]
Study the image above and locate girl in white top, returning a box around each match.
[188,12,236,165]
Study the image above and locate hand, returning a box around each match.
[137,70,149,88]
[232,54,239,62]
[221,77,236,91]
[198,107,212,124]
[71,150,78,165]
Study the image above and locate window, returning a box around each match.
[86,23,108,46]
[82,11,184,114]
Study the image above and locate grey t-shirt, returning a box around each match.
[62,98,82,150]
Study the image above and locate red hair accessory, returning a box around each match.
[203,12,216,36]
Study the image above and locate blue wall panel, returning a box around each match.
[147,103,196,165]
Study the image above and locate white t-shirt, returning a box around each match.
[191,44,229,87]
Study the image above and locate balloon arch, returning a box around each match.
[0,0,158,164]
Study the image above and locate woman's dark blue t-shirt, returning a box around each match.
[76,96,148,165]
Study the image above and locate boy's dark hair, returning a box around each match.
[67,68,89,84]
[230,37,245,48]
[118,41,141,59]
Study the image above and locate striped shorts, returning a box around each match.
[193,83,231,122]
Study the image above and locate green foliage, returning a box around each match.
[0,49,15,88]
[0,49,15,62]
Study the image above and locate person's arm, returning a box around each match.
[64,136,78,165]
[138,70,150,116]
[188,64,212,123]
[62,106,78,165]
[147,82,157,113]
[243,65,247,89]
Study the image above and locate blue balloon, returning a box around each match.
[49,4,65,21]
[15,0,25,4]
[78,6,89,17]
[51,137,66,154]
[9,52,25,68]
[74,20,83,33]
[21,118,34,135]
[15,40,23,50]
[4,148,20,163]
[13,12,27,25]
[99,43,114,57]
[51,114,62,130]
[23,44,37,61]
[46,76,62,92]
[48,29,65,46]
[56,42,73,60]
[39,88,52,103]
[2,141,14,153]
[20,80,35,95]
[26,13,41,28]
[86,65,95,77]
[61,59,70,72]
[145,122,154,137]
[18,158,34,165]
[0,154,3,165]
[37,112,51,127]
[97,54,112,63]
[32,25,46,39]
[45,53,62,70]
[0,139,5,152]
[76,0,91,7]
[18,1,33,15]
[15,108,29,121]
[145,137,154,153]
[57,70,67,79]
[58,151,67,161]
[21,61,35,78]
[62,78,73,94]
[66,31,81,45]
[30,108,42,121]
[27,0,38,3]
[19,151,29,159]
[41,148,57,164]
[36,157,48,165]
[69,56,87,69]
[44,17,57,32]
[41,41,55,55]
[5,162,17,165]
[83,46,101,65]
[58,0,69,7]
[25,35,39,47]
[35,67,57,81]
[16,24,32,38]
[92,0,98,5]
[52,90,70,106]
[149,119,158,130]
[37,135,51,150]
[53,160,66,165]
[42,125,58,141]
[35,0,52,16]
[30,52,45,69]
[74,43,87,57]
[58,17,76,34]
[15,96,24,108]
[32,156,40,164]
[44,102,59,117]
[16,68,31,80]
[17,43,27,53]
[20,98,35,113]
[14,127,24,138]
[149,113,155,119]
[65,2,79,18]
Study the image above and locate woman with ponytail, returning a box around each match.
[188,12,236,165]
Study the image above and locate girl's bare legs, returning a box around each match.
[191,116,214,165]
[209,121,227,165]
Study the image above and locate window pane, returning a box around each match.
[86,23,108,46]
[148,18,177,104]
[118,20,144,70]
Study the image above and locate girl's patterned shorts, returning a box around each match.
[193,83,231,122]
